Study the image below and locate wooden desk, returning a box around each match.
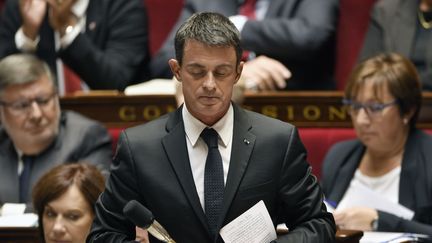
[60,91,432,128]
[0,227,40,243]
[0,227,361,243]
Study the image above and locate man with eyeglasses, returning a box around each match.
[0,54,111,207]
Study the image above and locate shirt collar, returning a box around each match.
[71,0,89,19]
[183,104,234,148]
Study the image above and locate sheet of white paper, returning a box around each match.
[0,213,38,227]
[1,203,26,216]
[360,232,428,243]
[124,79,175,95]
[220,200,277,243]
[336,181,414,220]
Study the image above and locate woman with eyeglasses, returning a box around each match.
[321,53,432,236]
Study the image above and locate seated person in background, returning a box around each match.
[321,53,432,236]
[360,0,432,90]
[0,0,149,94]
[32,163,105,243]
[88,12,335,242]
[0,53,111,206]
[151,0,339,91]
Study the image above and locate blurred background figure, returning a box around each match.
[32,163,105,243]
[151,0,339,91]
[359,0,432,90]
[0,0,149,94]
[321,53,432,236]
[0,54,111,206]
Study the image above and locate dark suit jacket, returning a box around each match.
[0,111,112,205]
[322,129,432,236]
[150,0,339,90]
[0,0,149,90]
[88,104,335,242]
[359,0,432,90]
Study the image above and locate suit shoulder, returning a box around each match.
[123,113,170,140]
[63,110,105,129]
[326,139,360,157]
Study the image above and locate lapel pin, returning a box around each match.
[243,139,250,145]
[88,22,97,31]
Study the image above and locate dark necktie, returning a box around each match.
[201,128,224,237]
[19,156,33,203]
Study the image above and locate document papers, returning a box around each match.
[220,200,277,243]
[360,232,429,243]
[0,203,37,227]
[336,181,414,220]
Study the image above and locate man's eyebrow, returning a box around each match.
[185,63,205,69]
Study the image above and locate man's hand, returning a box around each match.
[135,226,149,243]
[20,0,47,40]
[46,0,77,36]
[241,55,291,91]
[333,207,378,231]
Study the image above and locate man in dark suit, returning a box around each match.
[0,54,111,206]
[88,12,335,242]
[0,0,149,93]
[151,0,338,91]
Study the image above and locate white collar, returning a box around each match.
[182,104,234,148]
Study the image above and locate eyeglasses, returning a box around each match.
[0,91,57,116]
[342,98,398,118]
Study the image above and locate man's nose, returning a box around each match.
[28,101,43,119]
[203,73,216,90]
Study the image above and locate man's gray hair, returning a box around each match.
[174,12,243,66]
[0,54,56,94]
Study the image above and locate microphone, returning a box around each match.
[123,200,176,243]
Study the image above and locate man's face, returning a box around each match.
[0,75,60,155]
[169,40,243,126]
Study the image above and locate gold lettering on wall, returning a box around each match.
[286,106,294,121]
[119,106,136,121]
[303,105,320,120]
[262,105,278,118]
[329,106,348,121]
[143,105,161,121]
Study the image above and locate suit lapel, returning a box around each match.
[162,108,209,233]
[218,105,255,229]
[330,144,364,203]
[399,130,419,209]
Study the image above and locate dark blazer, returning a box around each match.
[359,0,432,90]
[0,111,112,205]
[150,0,339,90]
[88,104,336,242]
[0,0,149,90]
[322,129,432,236]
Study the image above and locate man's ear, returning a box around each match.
[168,59,182,82]
[234,61,244,84]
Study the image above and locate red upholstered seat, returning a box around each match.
[334,0,377,90]
[298,128,357,179]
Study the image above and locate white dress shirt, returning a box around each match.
[182,104,234,211]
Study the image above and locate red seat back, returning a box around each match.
[145,0,184,57]
[298,128,357,179]
[335,0,377,90]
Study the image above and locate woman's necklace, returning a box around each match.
[418,9,432,29]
